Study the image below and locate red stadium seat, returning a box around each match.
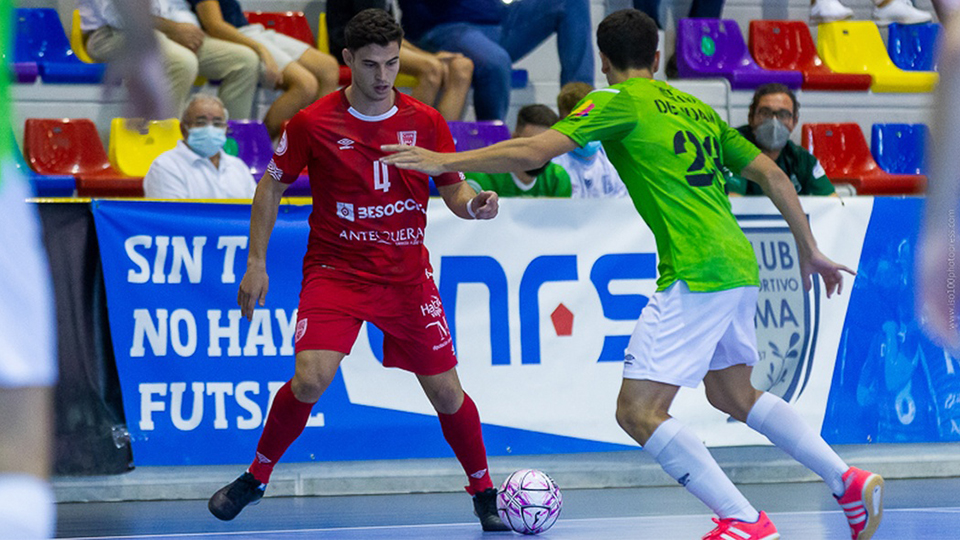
[801,123,926,195]
[24,118,143,197]
[749,20,872,91]
[244,11,314,46]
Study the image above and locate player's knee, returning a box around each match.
[290,370,329,403]
[615,397,660,442]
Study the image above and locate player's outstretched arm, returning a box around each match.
[740,154,855,298]
[238,174,289,320]
[438,181,498,220]
[381,129,579,175]
[917,11,960,349]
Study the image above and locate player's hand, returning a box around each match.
[238,264,269,321]
[471,190,498,220]
[260,51,283,89]
[380,145,448,176]
[917,233,960,350]
[166,22,205,52]
[800,249,856,298]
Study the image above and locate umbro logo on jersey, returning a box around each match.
[338,138,355,150]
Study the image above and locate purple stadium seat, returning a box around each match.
[11,62,39,83]
[447,121,511,152]
[227,120,273,178]
[677,18,803,89]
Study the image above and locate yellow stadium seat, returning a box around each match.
[70,9,97,64]
[318,12,419,88]
[817,21,937,93]
[109,118,183,177]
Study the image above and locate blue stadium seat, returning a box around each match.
[11,135,75,197]
[14,8,105,83]
[871,123,928,176]
[888,22,940,72]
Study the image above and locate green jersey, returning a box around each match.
[1,0,11,168]
[552,78,761,292]
[464,162,572,198]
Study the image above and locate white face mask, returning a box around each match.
[753,118,790,151]
[187,125,227,158]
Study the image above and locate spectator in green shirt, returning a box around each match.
[726,84,837,197]
[464,105,572,197]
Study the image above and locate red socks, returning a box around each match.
[438,393,494,494]
[248,380,314,484]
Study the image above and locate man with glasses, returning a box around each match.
[725,84,837,197]
[144,94,257,199]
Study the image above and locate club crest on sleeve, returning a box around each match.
[397,131,417,146]
[276,131,288,156]
[295,319,308,343]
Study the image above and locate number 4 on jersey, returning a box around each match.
[374,161,391,192]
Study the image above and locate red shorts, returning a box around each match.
[294,272,457,376]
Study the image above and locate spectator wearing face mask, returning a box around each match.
[551,82,628,198]
[143,94,257,199]
[463,104,572,197]
[725,84,837,197]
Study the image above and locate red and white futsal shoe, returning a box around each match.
[835,467,885,540]
[702,511,780,540]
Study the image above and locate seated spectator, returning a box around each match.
[399,0,594,121]
[327,0,473,121]
[464,105,572,197]
[725,84,837,197]
[811,0,932,24]
[189,0,341,138]
[79,0,259,118]
[552,82,628,198]
[143,94,256,199]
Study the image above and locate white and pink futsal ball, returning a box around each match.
[496,469,562,535]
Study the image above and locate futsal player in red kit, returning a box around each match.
[207,9,507,531]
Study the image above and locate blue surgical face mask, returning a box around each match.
[571,140,602,159]
[187,125,227,158]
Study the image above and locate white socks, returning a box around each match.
[746,392,849,496]
[644,418,759,523]
[0,475,55,539]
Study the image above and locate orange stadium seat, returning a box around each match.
[24,118,143,197]
[749,20,871,91]
[802,123,926,195]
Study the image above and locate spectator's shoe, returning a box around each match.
[665,54,679,79]
[472,488,511,532]
[208,472,266,521]
[702,511,780,540]
[873,0,932,26]
[811,0,854,23]
[835,467,884,540]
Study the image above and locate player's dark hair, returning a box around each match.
[516,104,560,130]
[596,9,658,72]
[748,83,799,119]
[344,8,403,52]
[557,82,595,118]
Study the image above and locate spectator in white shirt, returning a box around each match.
[144,94,257,199]
[78,0,259,118]
[551,82,629,199]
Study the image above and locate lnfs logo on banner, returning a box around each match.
[739,214,821,403]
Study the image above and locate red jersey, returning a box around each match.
[266,90,463,284]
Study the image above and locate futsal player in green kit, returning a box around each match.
[384,9,884,540]
[1,2,169,536]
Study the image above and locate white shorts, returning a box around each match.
[239,23,311,80]
[623,281,759,388]
[0,162,57,387]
